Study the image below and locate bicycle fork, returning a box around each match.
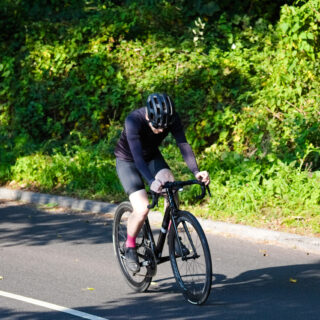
[165,188,199,261]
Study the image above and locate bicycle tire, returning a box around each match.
[112,201,152,292]
[168,211,212,305]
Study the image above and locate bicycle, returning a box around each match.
[112,180,212,305]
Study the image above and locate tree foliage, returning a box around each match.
[1,0,320,234]
[2,0,319,165]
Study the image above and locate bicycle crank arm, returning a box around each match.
[141,260,151,267]
[181,254,200,261]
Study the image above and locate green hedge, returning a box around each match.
[1,0,320,235]
[1,0,319,163]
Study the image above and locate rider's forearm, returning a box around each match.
[134,157,155,185]
[126,120,155,185]
[178,142,199,175]
[128,143,154,184]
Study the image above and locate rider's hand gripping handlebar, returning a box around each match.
[147,180,210,209]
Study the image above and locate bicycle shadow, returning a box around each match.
[1,201,320,319]
[2,262,315,320]
[147,261,320,319]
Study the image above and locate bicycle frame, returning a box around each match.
[141,184,188,265]
[114,179,212,304]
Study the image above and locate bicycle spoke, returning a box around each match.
[113,202,152,292]
[169,211,212,305]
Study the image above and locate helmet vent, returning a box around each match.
[146,93,175,129]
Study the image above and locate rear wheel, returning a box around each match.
[168,211,212,305]
[113,201,153,292]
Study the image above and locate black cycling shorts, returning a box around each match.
[116,153,170,196]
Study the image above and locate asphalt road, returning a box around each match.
[0,200,319,320]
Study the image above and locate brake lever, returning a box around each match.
[196,182,206,200]
[206,185,211,197]
[147,191,159,209]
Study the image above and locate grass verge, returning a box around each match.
[2,144,320,238]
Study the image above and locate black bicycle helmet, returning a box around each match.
[146,93,175,129]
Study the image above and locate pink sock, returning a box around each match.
[126,235,136,248]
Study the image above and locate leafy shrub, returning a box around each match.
[1,0,320,235]
[11,141,125,202]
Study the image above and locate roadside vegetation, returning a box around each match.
[1,0,320,236]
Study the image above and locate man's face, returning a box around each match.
[146,110,164,134]
[148,122,164,134]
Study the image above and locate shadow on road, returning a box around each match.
[0,201,319,319]
[0,201,113,246]
[0,262,319,320]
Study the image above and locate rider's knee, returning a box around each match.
[134,206,149,219]
[129,189,149,219]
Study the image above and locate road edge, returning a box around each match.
[0,187,319,254]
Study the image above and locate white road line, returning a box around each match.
[0,290,109,320]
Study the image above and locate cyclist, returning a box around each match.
[114,93,210,272]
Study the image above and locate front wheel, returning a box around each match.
[168,211,212,305]
[112,201,152,292]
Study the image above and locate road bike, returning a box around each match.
[112,180,212,305]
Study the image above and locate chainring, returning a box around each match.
[142,246,157,277]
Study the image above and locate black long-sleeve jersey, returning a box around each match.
[114,107,199,185]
